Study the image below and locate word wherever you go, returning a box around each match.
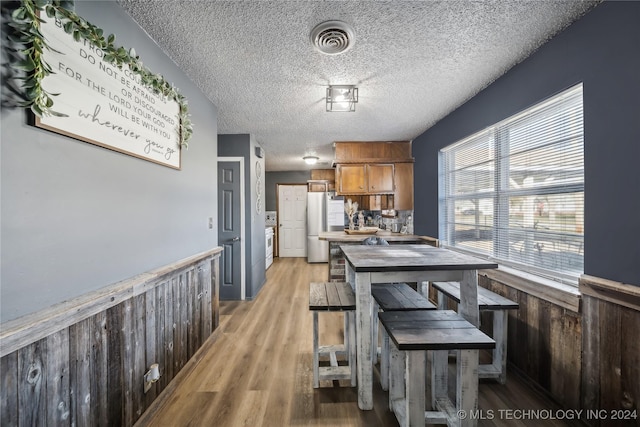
[78,104,140,140]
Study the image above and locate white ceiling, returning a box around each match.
[117,0,599,171]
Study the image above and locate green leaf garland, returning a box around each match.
[10,0,193,148]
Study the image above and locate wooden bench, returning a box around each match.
[309,281,356,388]
[432,281,519,384]
[371,283,436,391]
[379,310,495,427]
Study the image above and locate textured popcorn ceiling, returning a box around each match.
[117,0,599,171]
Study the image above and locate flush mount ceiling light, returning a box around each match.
[303,156,319,165]
[326,85,358,112]
[310,20,355,55]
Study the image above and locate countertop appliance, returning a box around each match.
[307,191,344,263]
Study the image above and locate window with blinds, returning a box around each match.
[439,84,584,284]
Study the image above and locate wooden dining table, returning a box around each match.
[340,244,498,411]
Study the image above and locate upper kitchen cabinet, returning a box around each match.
[334,141,412,162]
[309,169,336,192]
[393,162,414,211]
[333,141,414,209]
[337,164,366,193]
[367,164,395,193]
[336,163,394,194]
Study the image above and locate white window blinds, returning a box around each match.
[439,84,584,283]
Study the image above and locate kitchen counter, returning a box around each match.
[319,230,436,245]
[319,231,439,281]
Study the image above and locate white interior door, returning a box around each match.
[278,185,307,257]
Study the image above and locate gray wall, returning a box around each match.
[265,171,310,211]
[218,134,266,298]
[412,1,640,286]
[0,1,219,322]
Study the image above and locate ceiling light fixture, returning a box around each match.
[303,156,319,165]
[326,85,358,112]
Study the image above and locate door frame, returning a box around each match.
[218,157,246,300]
[276,183,308,257]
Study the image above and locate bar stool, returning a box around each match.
[432,281,519,384]
[309,281,356,388]
[371,283,436,391]
[379,310,495,427]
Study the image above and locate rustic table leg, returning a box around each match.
[312,311,319,388]
[458,269,480,327]
[458,349,480,427]
[354,268,373,410]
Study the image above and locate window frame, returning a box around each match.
[439,84,584,286]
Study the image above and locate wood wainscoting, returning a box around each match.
[477,274,582,411]
[580,275,640,427]
[431,271,640,426]
[0,247,222,427]
[430,272,582,410]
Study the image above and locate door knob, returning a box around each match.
[231,236,240,242]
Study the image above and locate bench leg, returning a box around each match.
[419,280,429,298]
[313,311,319,388]
[348,311,357,387]
[371,300,379,365]
[344,311,349,358]
[389,341,404,413]
[406,350,426,427]
[457,349,480,427]
[432,350,448,408]
[437,290,447,310]
[493,310,508,384]
[380,327,390,391]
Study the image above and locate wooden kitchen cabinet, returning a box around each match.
[334,141,411,162]
[336,164,394,195]
[309,169,336,191]
[337,164,367,193]
[367,164,394,193]
[334,141,413,209]
[393,162,414,210]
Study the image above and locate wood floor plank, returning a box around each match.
[138,257,579,427]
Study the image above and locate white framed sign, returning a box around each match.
[35,15,182,169]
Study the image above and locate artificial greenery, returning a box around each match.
[9,0,193,147]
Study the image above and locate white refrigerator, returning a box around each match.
[307,192,344,263]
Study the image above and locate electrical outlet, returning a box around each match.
[144,363,160,394]
[208,217,213,229]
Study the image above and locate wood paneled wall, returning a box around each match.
[478,275,583,410]
[0,248,222,427]
[431,272,640,426]
[580,275,640,427]
[429,274,582,409]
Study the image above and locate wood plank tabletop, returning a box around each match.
[340,244,498,272]
[378,310,496,351]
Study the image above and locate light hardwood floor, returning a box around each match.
[137,257,580,427]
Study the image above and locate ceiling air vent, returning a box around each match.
[310,20,355,55]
